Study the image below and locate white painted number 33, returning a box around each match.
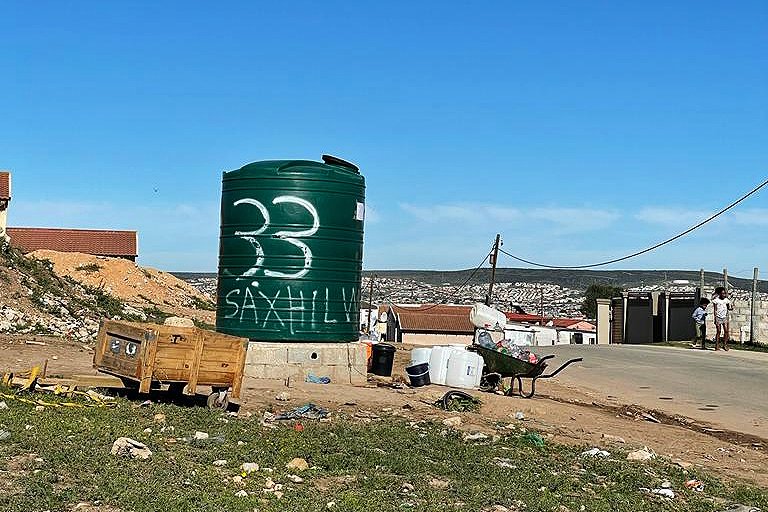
[233,196,319,280]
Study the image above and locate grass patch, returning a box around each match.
[0,394,766,512]
[191,295,216,311]
[142,305,172,324]
[193,318,215,331]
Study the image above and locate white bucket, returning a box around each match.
[445,350,485,389]
[410,347,432,366]
[428,346,452,385]
[470,303,507,330]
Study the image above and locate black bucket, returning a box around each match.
[370,343,396,376]
[405,362,430,387]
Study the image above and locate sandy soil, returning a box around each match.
[2,335,766,488]
[28,250,215,324]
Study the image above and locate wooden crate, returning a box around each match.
[93,320,248,398]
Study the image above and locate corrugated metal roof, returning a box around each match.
[7,227,138,257]
[394,304,474,333]
[0,172,10,199]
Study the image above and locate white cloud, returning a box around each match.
[399,202,616,232]
[635,207,768,228]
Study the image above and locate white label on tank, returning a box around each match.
[355,201,365,221]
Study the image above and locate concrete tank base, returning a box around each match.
[245,341,368,386]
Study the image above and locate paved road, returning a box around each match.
[545,344,768,438]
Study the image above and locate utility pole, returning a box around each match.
[699,268,705,296]
[486,234,501,306]
[750,267,759,345]
[367,274,376,333]
[539,285,544,324]
[723,268,729,291]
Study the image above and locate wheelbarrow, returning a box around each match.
[469,344,582,398]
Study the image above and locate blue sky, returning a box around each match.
[1,2,766,276]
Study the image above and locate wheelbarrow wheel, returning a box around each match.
[207,391,229,411]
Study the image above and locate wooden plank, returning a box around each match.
[185,330,205,395]
[138,329,158,394]
[153,355,237,373]
[93,319,107,368]
[96,353,139,378]
[103,321,148,342]
[195,370,237,386]
[231,339,247,398]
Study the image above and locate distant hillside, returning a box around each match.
[173,269,768,293]
[363,268,768,293]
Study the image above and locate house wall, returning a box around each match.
[401,332,473,346]
[596,299,611,344]
[0,206,7,241]
[703,287,768,343]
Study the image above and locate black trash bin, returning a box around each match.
[370,343,396,376]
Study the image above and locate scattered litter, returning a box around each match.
[642,412,661,424]
[463,432,490,442]
[523,432,545,447]
[143,428,152,434]
[582,448,610,458]
[287,474,304,483]
[193,431,209,441]
[651,488,675,499]
[34,405,45,411]
[140,400,152,407]
[273,403,329,421]
[286,458,309,472]
[110,437,152,460]
[212,460,228,467]
[435,390,480,412]
[627,447,656,461]
[0,430,10,441]
[52,355,58,360]
[234,490,248,498]
[493,457,516,469]
[241,462,259,474]
[276,392,291,401]
[661,481,672,489]
[720,505,761,512]
[514,411,525,421]
[685,479,705,492]
[294,423,305,432]
[24,340,46,346]
[306,374,331,384]
[327,502,336,509]
[442,416,462,427]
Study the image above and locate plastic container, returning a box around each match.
[405,362,430,387]
[470,303,507,330]
[410,347,432,366]
[428,346,452,385]
[370,343,396,377]
[445,350,484,389]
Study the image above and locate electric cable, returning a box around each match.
[498,177,768,269]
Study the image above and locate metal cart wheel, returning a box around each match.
[207,389,230,410]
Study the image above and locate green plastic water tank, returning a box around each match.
[216,155,365,342]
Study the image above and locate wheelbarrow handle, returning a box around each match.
[541,357,583,379]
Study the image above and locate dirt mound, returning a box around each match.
[30,250,212,310]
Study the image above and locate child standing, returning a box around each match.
[711,287,733,351]
[692,298,709,349]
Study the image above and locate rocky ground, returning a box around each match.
[0,244,215,343]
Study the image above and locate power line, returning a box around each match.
[379,248,493,311]
[499,177,768,270]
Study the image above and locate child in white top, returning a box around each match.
[711,287,733,351]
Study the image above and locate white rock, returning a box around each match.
[0,401,7,410]
[627,448,655,461]
[163,317,194,327]
[275,392,291,401]
[463,432,489,442]
[581,448,610,458]
[213,460,228,467]
[241,462,259,473]
[193,431,209,440]
[442,416,462,427]
[287,474,304,483]
[110,437,152,460]
[234,490,248,498]
[286,458,309,471]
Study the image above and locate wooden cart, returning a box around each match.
[94,319,248,409]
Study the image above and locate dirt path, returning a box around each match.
[2,335,766,487]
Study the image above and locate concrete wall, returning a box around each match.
[0,206,7,241]
[401,332,473,346]
[596,299,611,344]
[245,341,368,385]
[703,288,768,343]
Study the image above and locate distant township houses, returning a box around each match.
[379,303,596,347]
[0,171,138,261]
